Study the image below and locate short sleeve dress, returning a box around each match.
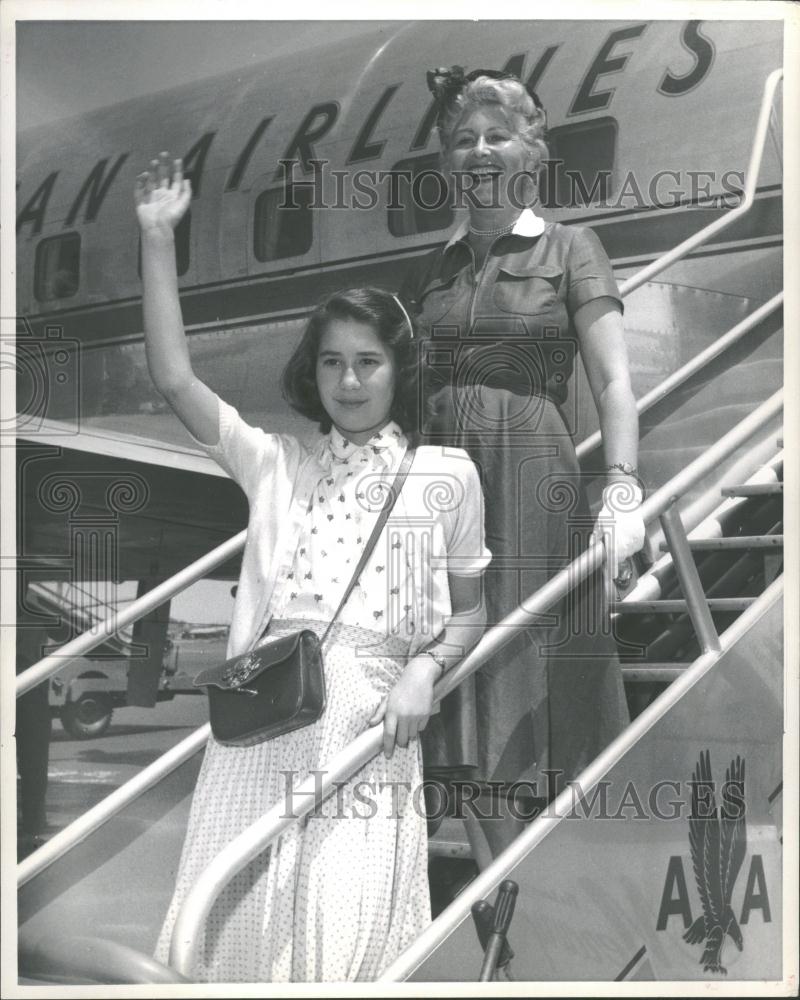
[401,214,630,800]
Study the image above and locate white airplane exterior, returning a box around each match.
[14,19,784,575]
[16,18,782,443]
[12,16,789,989]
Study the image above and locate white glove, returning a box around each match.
[591,480,646,581]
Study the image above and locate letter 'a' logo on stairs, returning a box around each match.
[683,750,747,975]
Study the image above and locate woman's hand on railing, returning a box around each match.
[591,480,646,582]
[134,152,191,236]
[368,656,439,759]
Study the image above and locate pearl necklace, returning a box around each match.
[468,218,517,238]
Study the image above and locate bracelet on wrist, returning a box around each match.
[425,648,449,677]
[606,462,638,477]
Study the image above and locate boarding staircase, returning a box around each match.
[14,70,785,984]
[616,460,783,694]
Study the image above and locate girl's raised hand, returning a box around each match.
[134,152,191,234]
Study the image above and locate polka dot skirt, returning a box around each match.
[155,620,430,982]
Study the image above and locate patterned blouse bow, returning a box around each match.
[324,422,405,475]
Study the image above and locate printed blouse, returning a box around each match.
[190,397,490,657]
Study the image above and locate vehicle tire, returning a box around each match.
[60,694,114,739]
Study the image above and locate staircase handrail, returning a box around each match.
[168,389,782,975]
[616,68,782,298]
[15,530,246,698]
[379,575,784,981]
[14,66,782,700]
[27,581,135,651]
[17,724,211,887]
[17,388,783,890]
[15,286,782,700]
[15,63,784,904]
[575,291,782,461]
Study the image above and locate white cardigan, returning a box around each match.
[191,396,490,658]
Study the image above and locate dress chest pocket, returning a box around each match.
[493,264,564,318]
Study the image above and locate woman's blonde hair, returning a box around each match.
[438,75,548,167]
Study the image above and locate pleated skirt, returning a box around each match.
[155,620,430,982]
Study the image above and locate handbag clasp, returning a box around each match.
[223,652,259,688]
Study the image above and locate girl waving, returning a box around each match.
[136,153,489,982]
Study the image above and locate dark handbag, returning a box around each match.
[193,449,415,746]
[193,629,326,746]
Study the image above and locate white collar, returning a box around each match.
[445,207,546,249]
[319,421,406,468]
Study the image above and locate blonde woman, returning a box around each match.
[401,67,645,859]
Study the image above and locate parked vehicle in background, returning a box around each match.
[49,653,176,739]
[49,623,229,738]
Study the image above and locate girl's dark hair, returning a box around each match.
[281,287,423,441]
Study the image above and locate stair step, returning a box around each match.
[613,597,755,614]
[659,534,783,551]
[622,663,689,683]
[721,482,783,497]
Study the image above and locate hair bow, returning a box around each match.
[426,64,544,115]
[426,65,468,105]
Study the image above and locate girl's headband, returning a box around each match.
[391,295,414,339]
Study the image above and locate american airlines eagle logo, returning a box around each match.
[683,750,747,974]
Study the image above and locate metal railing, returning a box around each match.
[16,281,782,703]
[28,580,135,651]
[16,292,781,888]
[16,67,783,700]
[15,530,246,698]
[575,292,782,461]
[17,724,211,887]
[379,574,784,981]
[15,66,784,952]
[168,389,782,975]
[616,68,782,297]
[15,227,784,884]
[618,449,783,614]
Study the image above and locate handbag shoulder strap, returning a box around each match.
[321,447,415,643]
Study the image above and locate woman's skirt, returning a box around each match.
[155,620,430,983]
[422,385,629,798]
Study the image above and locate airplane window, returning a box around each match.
[541,117,617,209]
[34,232,81,302]
[137,211,191,279]
[254,185,314,262]
[387,154,454,238]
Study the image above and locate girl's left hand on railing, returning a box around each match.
[368,656,438,759]
[591,480,646,582]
